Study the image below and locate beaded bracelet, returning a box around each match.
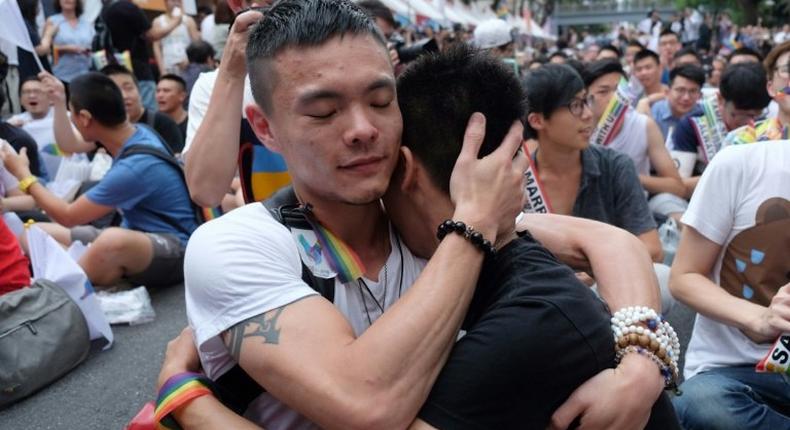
[610,306,680,391]
[615,345,679,391]
[155,372,216,430]
[436,219,496,256]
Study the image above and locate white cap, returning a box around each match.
[473,19,512,50]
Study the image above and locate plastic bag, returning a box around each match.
[96,286,156,325]
[89,150,113,181]
[54,153,91,184]
[658,218,681,266]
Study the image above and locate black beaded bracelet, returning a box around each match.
[436,219,496,257]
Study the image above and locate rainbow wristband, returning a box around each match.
[154,372,215,430]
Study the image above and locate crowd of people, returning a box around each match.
[0,0,788,428]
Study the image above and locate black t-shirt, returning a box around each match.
[138,110,184,154]
[418,232,681,430]
[177,117,188,148]
[103,1,154,81]
[0,122,44,178]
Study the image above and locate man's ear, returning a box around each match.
[245,104,281,153]
[527,112,545,132]
[397,146,419,192]
[77,109,92,128]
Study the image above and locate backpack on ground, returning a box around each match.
[0,279,90,408]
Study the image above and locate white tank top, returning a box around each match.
[606,109,651,176]
[155,14,191,72]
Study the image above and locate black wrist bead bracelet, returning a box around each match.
[436,219,496,256]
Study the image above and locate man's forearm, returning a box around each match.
[671,272,765,334]
[26,181,75,226]
[173,396,262,430]
[640,174,685,197]
[184,69,245,207]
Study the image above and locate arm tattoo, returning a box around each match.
[225,307,286,361]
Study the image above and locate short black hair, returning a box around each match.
[246,0,386,113]
[659,29,679,41]
[397,45,527,192]
[548,51,567,61]
[54,0,82,17]
[720,62,771,110]
[69,72,127,127]
[669,64,705,88]
[159,74,187,92]
[186,40,215,64]
[727,46,763,63]
[523,64,585,139]
[673,46,702,64]
[357,0,395,29]
[18,75,41,96]
[598,44,621,58]
[634,49,660,65]
[582,59,625,87]
[100,64,137,86]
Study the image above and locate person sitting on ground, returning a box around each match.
[0,72,198,288]
[650,64,705,140]
[158,2,675,428]
[583,59,685,201]
[524,64,676,311]
[633,48,670,110]
[102,65,184,154]
[672,62,772,194]
[723,41,790,145]
[156,74,189,149]
[670,140,790,430]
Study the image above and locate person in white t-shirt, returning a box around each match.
[153,0,200,75]
[670,141,790,429]
[155,1,673,429]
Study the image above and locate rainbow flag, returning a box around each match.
[303,215,365,284]
[724,118,789,147]
[42,143,65,156]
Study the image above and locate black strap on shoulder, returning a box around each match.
[117,144,203,231]
[213,186,337,414]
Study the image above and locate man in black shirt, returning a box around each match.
[101,65,184,154]
[390,45,680,430]
[101,0,184,111]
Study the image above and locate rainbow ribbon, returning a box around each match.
[200,206,223,221]
[591,77,631,147]
[726,118,789,147]
[303,215,365,284]
[154,372,214,430]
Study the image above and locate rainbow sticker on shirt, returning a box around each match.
[723,118,789,148]
[590,77,631,147]
[302,215,366,284]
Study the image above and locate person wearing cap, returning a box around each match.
[473,19,514,59]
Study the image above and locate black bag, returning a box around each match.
[0,280,90,408]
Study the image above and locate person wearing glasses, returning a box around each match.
[651,65,706,141]
[523,65,677,315]
[582,60,686,218]
[672,62,772,194]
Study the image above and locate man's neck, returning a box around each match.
[535,138,583,175]
[645,82,663,96]
[778,108,790,128]
[97,122,137,157]
[129,107,145,123]
[669,103,684,119]
[302,193,391,280]
[167,108,187,124]
[30,110,48,120]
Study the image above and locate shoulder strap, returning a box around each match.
[117,144,203,231]
[213,186,336,414]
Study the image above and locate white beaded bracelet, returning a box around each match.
[610,306,681,391]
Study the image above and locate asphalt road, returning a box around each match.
[0,285,188,430]
[0,282,696,430]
